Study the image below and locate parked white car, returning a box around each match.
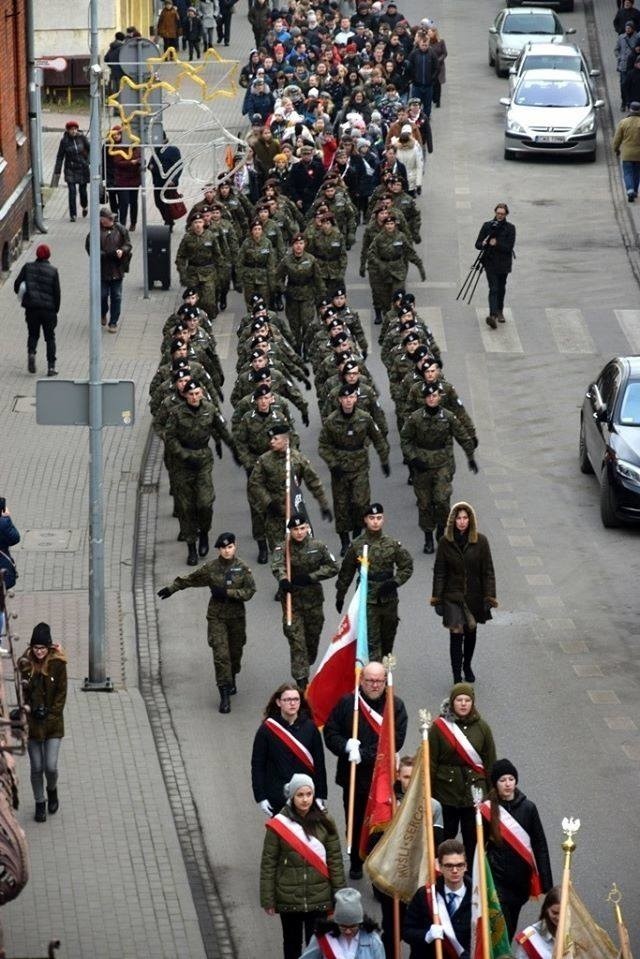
[489,8,575,78]
[508,41,600,97]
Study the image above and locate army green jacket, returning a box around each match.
[230,368,309,418]
[248,448,329,516]
[400,407,475,471]
[322,382,387,436]
[429,703,496,807]
[336,529,413,607]
[404,377,476,441]
[276,251,325,303]
[305,229,347,279]
[175,231,222,281]
[149,359,214,417]
[364,230,425,283]
[233,407,300,469]
[271,535,339,605]
[237,236,277,287]
[318,409,389,474]
[165,397,233,464]
[165,554,256,619]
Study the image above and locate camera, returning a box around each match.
[488,219,501,235]
[32,704,49,722]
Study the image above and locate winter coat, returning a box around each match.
[0,516,20,590]
[183,15,203,43]
[112,149,142,188]
[85,222,132,281]
[259,804,345,912]
[615,31,640,73]
[248,0,270,34]
[157,5,182,39]
[104,39,125,83]
[430,39,448,84]
[351,151,380,198]
[302,927,386,959]
[243,87,276,120]
[623,66,640,105]
[53,132,90,185]
[614,5,640,34]
[395,141,423,192]
[474,218,515,274]
[407,47,439,86]
[484,789,553,904]
[431,502,497,625]
[198,1,217,27]
[404,876,472,959]
[428,702,496,808]
[13,259,61,316]
[613,114,640,159]
[251,712,329,811]
[18,646,68,741]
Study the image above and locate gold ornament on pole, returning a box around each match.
[419,709,443,959]
[606,883,633,959]
[552,817,580,959]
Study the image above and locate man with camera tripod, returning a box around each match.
[475,203,516,330]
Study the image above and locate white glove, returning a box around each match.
[346,738,361,764]
[259,799,274,816]
[316,798,327,811]
[426,924,444,943]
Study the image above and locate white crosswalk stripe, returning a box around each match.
[476,308,523,352]
[545,308,596,354]
[614,309,640,353]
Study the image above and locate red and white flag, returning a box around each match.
[306,585,360,728]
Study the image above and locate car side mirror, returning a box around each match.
[489,26,497,34]
[565,26,576,34]
[509,67,516,75]
[594,99,605,108]
[499,97,511,106]
[589,69,600,77]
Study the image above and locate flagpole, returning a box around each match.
[553,817,580,959]
[606,884,633,959]
[384,654,400,959]
[419,710,443,959]
[471,786,490,959]
[285,441,292,627]
[346,544,368,856]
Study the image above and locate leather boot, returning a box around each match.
[257,540,268,564]
[47,366,58,377]
[229,676,237,695]
[374,308,382,325]
[463,628,477,682]
[187,542,198,566]
[35,801,47,822]
[497,310,506,323]
[339,532,351,557]
[218,685,231,714]
[450,633,463,684]
[47,788,59,814]
[423,531,434,554]
[219,293,227,311]
[485,314,498,330]
[198,530,209,557]
[28,354,36,374]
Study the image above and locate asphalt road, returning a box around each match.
[152,0,640,954]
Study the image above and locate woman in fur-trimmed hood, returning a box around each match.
[430,502,497,684]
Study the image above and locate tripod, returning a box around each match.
[456,248,486,304]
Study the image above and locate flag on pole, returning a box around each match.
[356,546,369,668]
[358,695,394,860]
[564,884,618,959]
[290,461,313,533]
[470,848,510,959]
[306,585,360,728]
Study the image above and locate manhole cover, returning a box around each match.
[13,396,35,413]
[21,529,79,551]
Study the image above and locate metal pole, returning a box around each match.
[25,0,47,233]
[84,0,112,691]
[136,39,150,299]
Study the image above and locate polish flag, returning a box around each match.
[306,586,360,728]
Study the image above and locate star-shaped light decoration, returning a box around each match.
[146,45,239,103]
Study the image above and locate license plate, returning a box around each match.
[535,135,565,143]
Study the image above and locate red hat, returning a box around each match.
[65,120,79,130]
[36,244,51,260]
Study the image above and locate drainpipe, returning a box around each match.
[26,0,47,233]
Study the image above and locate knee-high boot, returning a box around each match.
[449,632,463,684]
[463,628,477,682]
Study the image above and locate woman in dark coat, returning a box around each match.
[112,145,142,231]
[18,623,67,823]
[431,501,497,684]
[484,759,553,939]
[53,120,90,221]
[13,244,61,376]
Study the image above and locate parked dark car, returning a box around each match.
[579,356,640,527]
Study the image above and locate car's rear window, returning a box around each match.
[620,382,640,425]
[504,14,559,34]
[522,54,581,72]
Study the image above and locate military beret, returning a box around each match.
[251,368,272,382]
[182,287,199,298]
[251,319,268,332]
[332,332,349,346]
[172,367,191,381]
[364,502,384,516]
[413,346,431,363]
[342,360,359,373]
[328,318,343,331]
[402,292,416,305]
[250,293,265,306]
[339,384,357,397]
[182,307,200,319]
[399,320,415,332]
[251,349,264,360]
[252,335,269,347]
[252,303,268,315]
[170,338,187,351]
[190,211,204,222]
[324,307,339,320]
[288,512,308,529]
[185,379,200,392]
[402,332,420,346]
[392,288,406,301]
[424,355,442,369]
[291,232,305,242]
[214,532,236,548]
[253,384,272,399]
[399,306,414,319]
[199,204,212,214]
[332,287,347,298]
[318,297,332,309]
[172,358,190,371]
[423,383,441,397]
[172,323,188,337]
[268,422,290,437]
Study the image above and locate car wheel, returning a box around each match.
[578,418,593,474]
[600,474,620,528]
[584,150,596,163]
[489,48,495,67]
[504,149,516,160]
[495,58,504,78]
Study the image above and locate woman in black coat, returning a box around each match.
[484,759,553,939]
[431,501,497,684]
[13,244,61,376]
[53,121,90,221]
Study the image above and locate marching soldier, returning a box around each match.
[322,360,387,437]
[361,214,425,324]
[255,203,287,261]
[387,175,422,243]
[215,177,251,237]
[404,355,478,447]
[237,221,277,309]
[335,503,414,661]
[331,287,368,357]
[231,373,304,432]
[311,179,357,249]
[400,384,479,555]
[318,386,391,556]
[305,215,348,290]
[276,233,325,356]
[207,202,240,311]
[149,340,215,418]
[157,532,256,714]
[175,212,220,320]
[271,513,339,689]
[230,363,310,424]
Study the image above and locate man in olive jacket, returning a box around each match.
[613,100,640,201]
[14,244,61,376]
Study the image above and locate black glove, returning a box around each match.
[245,466,253,478]
[232,446,243,467]
[291,572,313,586]
[468,457,479,474]
[302,365,310,377]
[472,436,479,449]
[381,462,391,477]
[217,389,225,403]
[377,579,398,599]
[321,507,333,523]
[302,411,310,427]
[209,585,227,600]
[336,596,344,614]
[304,379,312,392]
[331,466,345,480]
[409,457,427,473]
[215,439,223,459]
[157,587,172,600]
[362,351,368,361]
[484,600,494,615]
[279,578,292,594]
[434,603,444,617]
[267,502,282,517]
[416,186,422,196]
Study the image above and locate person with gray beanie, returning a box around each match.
[301,888,385,958]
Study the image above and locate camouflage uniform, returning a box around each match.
[336,529,414,660]
[217,190,250,238]
[248,448,330,550]
[334,306,368,357]
[322,381,387,436]
[149,358,214,418]
[404,377,477,443]
[258,218,286,261]
[276,251,325,354]
[165,397,233,543]
[175,231,221,319]
[390,191,422,243]
[163,555,256,685]
[318,409,390,535]
[364,230,426,314]
[400,407,476,533]
[305,227,348,289]
[271,536,339,682]
[381,320,441,365]
[208,218,239,307]
[237,236,277,307]
[231,391,297,432]
[237,307,293,344]
[230,367,309,418]
[359,213,412,273]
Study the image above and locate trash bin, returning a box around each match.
[146,225,171,290]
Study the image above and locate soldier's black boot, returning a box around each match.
[257,540,268,564]
[229,675,237,695]
[47,787,59,814]
[374,308,382,325]
[198,530,209,557]
[295,676,308,693]
[187,542,198,566]
[28,354,36,374]
[450,632,463,684]
[35,801,47,823]
[423,531,434,554]
[339,532,351,557]
[219,292,227,311]
[463,628,477,682]
[218,685,231,714]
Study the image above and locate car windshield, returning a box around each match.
[619,381,640,425]
[503,14,559,34]
[522,54,581,72]
[514,79,588,106]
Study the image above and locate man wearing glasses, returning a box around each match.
[403,839,472,959]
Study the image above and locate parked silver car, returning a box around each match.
[500,69,604,161]
[508,41,600,96]
[489,8,576,78]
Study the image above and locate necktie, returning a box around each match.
[447,892,458,916]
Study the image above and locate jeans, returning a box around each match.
[410,82,434,117]
[216,10,232,44]
[622,159,640,196]
[67,182,88,219]
[101,278,124,326]
[116,189,138,228]
[279,911,322,959]
[28,737,61,802]
[486,270,508,315]
[25,309,57,364]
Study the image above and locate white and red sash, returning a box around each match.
[317,932,356,959]
[479,801,542,897]
[264,717,315,772]
[425,886,465,959]
[433,717,485,775]
[358,696,383,736]
[265,813,329,879]
[515,925,553,959]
